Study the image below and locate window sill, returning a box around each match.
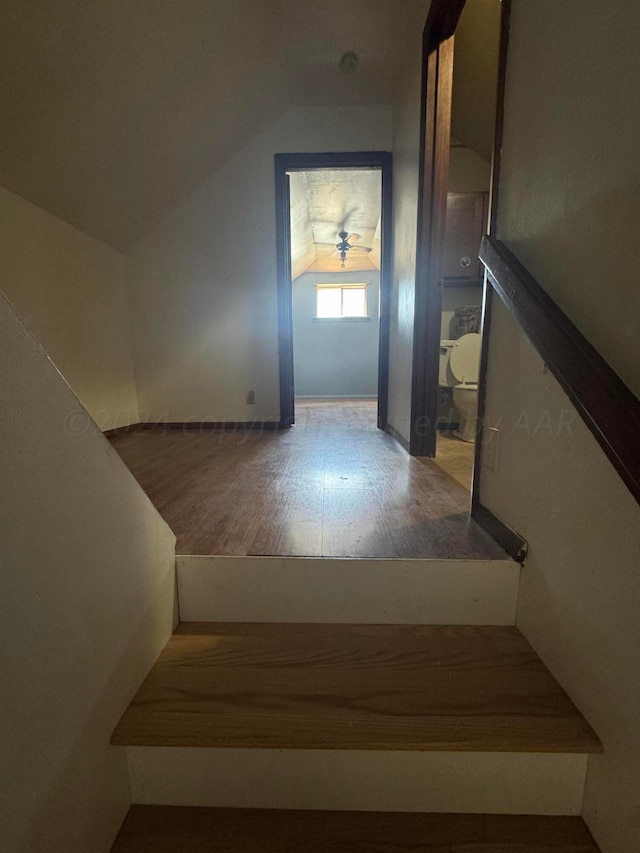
[313,317,372,323]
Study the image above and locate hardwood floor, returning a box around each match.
[109,400,504,558]
[433,431,475,491]
[111,622,601,753]
[111,806,602,852]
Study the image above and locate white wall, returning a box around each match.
[0,292,177,852]
[293,271,379,398]
[127,106,392,423]
[481,2,640,851]
[0,188,139,430]
[482,305,640,853]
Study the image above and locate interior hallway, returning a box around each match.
[109,400,504,559]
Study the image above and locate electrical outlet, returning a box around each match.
[246,389,255,405]
[483,427,499,472]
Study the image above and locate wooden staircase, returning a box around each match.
[110,557,602,850]
[113,806,601,852]
[113,622,599,753]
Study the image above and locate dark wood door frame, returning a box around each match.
[274,151,393,430]
[410,1,508,466]
[410,0,518,557]
[275,171,295,429]
[424,0,468,52]
[471,0,512,513]
[410,29,457,456]
[410,0,467,456]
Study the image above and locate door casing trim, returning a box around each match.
[274,151,393,430]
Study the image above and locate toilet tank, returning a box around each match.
[439,340,456,386]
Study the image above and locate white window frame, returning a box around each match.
[314,283,369,320]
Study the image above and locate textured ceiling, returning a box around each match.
[290,170,382,279]
[0,0,427,249]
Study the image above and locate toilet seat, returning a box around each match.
[449,333,481,385]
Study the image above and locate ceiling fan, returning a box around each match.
[315,230,372,268]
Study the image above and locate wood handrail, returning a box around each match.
[480,235,640,506]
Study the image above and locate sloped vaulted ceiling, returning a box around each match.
[290,170,382,279]
[0,0,428,249]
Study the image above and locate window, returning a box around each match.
[316,284,368,319]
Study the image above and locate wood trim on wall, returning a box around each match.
[274,167,294,429]
[473,502,528,563]
[377,154,394,430]
[410,33,456,457]
[480,236,640,507]
[274,151,393,432]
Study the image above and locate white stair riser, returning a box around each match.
[176,556,519,624]
[126,747,586,815]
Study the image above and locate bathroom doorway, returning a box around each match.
[411,0,504,494]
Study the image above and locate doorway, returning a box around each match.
[410,0,506,498]
[274,152,392,430]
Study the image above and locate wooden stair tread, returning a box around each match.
[111,806,601,852]
[111,623,601,753]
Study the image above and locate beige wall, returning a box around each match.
[0,292,177,852]
[451,0,501,162]
[443,148,491,339]
[127,106,393,423]
[496,0,640,398]
[449,145,491,194]
[386,31,424,442]
[481,2,640,851]
[0,188,139,430]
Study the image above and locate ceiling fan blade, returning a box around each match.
[347,233,362,245]
[350,246,372,253]
[340,206,359,230]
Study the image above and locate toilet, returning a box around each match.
[439,333,481,443]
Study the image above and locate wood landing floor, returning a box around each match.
[112,806,601,852]
[109,400,503,559]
